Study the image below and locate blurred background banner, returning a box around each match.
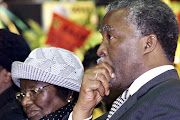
[42,1,97,32]
[42,1,104,60]
[47,12,91,51]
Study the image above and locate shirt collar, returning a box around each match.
[129,65,174,96]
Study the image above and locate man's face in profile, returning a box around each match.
[99,8,143,90]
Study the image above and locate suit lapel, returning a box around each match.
[110,69,179,120]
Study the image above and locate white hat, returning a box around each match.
[11,47,84,92]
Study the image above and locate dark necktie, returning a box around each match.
[106,89,130,120]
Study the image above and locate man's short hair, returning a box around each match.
[106,0,179,62]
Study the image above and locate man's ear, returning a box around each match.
[143,34,157,54]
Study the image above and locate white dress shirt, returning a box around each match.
[129,65,174,96]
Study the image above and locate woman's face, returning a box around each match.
[20,79,68,120]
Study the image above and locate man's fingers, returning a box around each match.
[93,73,110,96]
[88,80,106,97]
[95,62,115,79]
[86,67,111,83]
[82,73,109,96]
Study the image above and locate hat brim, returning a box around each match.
[11,61,81,92]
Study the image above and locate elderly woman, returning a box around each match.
[11,47,84,120]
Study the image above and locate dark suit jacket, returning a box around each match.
[0,86,27,120]
[96,69,180,120]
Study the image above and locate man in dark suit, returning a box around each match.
[69,0,180,120]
